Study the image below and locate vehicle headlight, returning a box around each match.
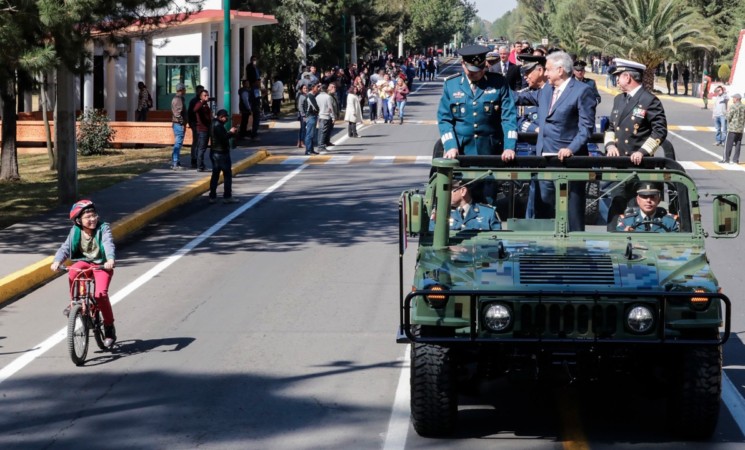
[483,303,512,332]
[626,305,655,333]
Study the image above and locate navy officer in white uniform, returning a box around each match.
[438,45,518,161]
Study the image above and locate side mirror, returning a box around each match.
[404,192,427,235]
[712,194,740,238]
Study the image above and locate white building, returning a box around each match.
[78,0,277,119]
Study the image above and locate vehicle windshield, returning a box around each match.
[428,170,692,234]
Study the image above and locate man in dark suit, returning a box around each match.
[516,51,597,231]
[604,58,667,165]
[496,45,522,91]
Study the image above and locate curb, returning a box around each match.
[0,149,269,306]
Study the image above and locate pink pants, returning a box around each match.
[68,261,115,326]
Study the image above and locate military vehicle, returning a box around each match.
[397,156,740,439]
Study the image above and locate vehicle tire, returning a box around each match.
[667,345,722,439]
[67,304,89,366]
[585,181,600,225]
[661,140,676,161]
[433,139,444,159]
[92,310,106,350]
[410,337,458,436]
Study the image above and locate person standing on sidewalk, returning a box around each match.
[712,86,729,147]
[271,76,284,118]
[304,82,321,155]
[193,89,212,171]
[136,81,152,122]
[209,109,239,204]
[722,93,745,164]
[238,79,252,139]
[324,83,340,148]
[296,84,308,148]
[315,84,332,152]
[344,85,363,138]
[682,66,691,96]
[50,200,117,348]
[188,85,205,168]
[701,70,712,109]
[170,83,187,170]
[665,64,672,95]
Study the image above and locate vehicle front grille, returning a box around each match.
[515,302,619,339]
[518,255,615,285]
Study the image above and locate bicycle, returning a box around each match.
[59,265,110,365]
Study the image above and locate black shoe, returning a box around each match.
[326,142,335,147]
[197,167,206,172]
[103,325,117,348]
[718,160,728,163]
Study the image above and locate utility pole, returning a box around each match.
[222,0,231,113]
[351,15,357,65]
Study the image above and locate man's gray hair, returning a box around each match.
[498,45,509,52]
[546,51,573,75]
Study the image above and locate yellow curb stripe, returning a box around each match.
[0,150,269,306]
[696,161,726,171]
[259,155,288,164]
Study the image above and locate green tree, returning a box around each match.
[1,0,199,190]
[407,0,476,49]
[582,0,717,89]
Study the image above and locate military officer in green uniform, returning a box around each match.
[604,58,668,165]
[573,60,601,104]
[616,182,679,232]
[430,178,502,231]
[438,45,518,161]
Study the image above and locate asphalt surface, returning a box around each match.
[2,59,745,449]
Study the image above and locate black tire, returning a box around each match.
[67,304,89,366]
[432,140,444,159]
[661,140,676,160]
[410,339,458,436]
[92,310,106,350]
[585,181,600,225]
[667,345,722,439]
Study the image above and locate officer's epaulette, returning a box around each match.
[444,73,460,81]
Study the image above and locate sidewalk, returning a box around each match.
[0,146,269,306]
[587,72,704,106]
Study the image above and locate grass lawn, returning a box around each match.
[0,147,171,229]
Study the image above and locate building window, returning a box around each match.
[155,56,200,109]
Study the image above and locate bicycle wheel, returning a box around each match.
[92,309,107,350]
[67,303,89,366]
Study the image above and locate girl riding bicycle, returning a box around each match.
[50,200,117,347]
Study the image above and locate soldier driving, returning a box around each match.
[430,178,502,231]
[616,182,680,232]
[604,58,668,165]
[437,45,518,161]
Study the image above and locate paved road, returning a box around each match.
[1,61,744,449]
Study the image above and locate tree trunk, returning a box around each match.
[0,75,20,182]
[642,68,655,92]
[56,66,77,203]
[41,73,55,170]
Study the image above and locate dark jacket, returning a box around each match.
[194,99,212,133]
[211,118,234,153]
[604,87,667,156]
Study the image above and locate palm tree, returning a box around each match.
[582,0,717,89]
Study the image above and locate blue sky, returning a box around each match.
[471,0,518,22]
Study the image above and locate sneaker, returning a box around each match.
[171,165,183,171]
[223,197,239,204]
[208,197,217,204]
[63,305,70,317]
[103,325,116,348]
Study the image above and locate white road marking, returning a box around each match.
[282,156,310,165]
[326,155,354,164]
[383,345,411,450]
[723,372,745,437]
[668,130,722,159]
[679,161,705,170]
[0,165,308,385]
[373,156,396,164]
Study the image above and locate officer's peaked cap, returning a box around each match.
[518,55,546,75]
[459,45,490,71]
[636,182,662,195]
[609,58,646,75]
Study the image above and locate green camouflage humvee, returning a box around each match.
[397,156,740,439]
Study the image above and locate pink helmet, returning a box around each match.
[69,199,95,222]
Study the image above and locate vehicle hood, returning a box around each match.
[416,237,715,291]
